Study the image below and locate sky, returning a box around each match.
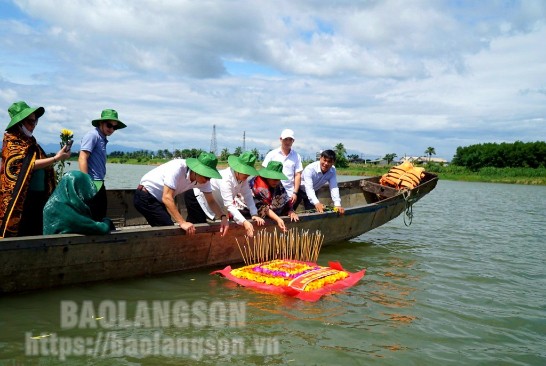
[1,0,545,161]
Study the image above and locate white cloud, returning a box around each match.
[0,0,545,161]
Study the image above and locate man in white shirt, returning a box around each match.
[184,151,265,237]
[294,149,345,214]
[133,152,229,236]
[262,129,303,205]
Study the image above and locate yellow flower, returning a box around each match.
[61,128,73,138]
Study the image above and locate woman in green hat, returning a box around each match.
[246,160,299,232]
[0,101,71,238]
[184,151,265,237]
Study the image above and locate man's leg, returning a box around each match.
[183,190,208,223]
[301,191,315,210]
[88,184,107,221]
[294,190,314,210]
[133,189,173,226]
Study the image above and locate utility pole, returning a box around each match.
[210,125,217,156]
[242,131,246,151]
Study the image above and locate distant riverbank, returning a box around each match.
[101,158,546,185]
[336,164,546,185]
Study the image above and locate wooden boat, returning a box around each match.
[0,173,438,294]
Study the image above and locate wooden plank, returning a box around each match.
[359,180,400,198]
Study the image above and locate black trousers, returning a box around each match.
[183,190,209,224]
[133,188,174,227]
[87,183,107,221]
[293,190,315,211]
[18,190,48,236]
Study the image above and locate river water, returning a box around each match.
[1,165,545,365]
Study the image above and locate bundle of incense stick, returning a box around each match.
[235,228,325,265]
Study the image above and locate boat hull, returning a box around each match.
[0,174,437,294]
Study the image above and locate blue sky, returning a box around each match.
[1,0,545,161]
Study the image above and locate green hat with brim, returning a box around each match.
[258,161,288,180]
[227,151,259,176]
[92,109,127,129]
[5,101,45,130]
[187,152,222,179]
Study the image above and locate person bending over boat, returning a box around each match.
[294,149,345,215]
[0,101,71,238]
[133,152,229,236]
[261,128,303,206]
[43,171,115,235]
[79,109,127,222]
[246,161,299,232]
[184,151,265,237]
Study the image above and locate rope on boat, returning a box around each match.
[401,189,416,226]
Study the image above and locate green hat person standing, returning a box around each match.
[79,109,127,223]
[0,101,71,237]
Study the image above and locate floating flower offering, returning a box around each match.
[212,229,365,301]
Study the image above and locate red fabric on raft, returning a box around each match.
[211,261,366,302]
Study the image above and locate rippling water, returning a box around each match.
[1,176,545,365]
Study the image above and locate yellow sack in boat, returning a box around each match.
[380,161,425,190]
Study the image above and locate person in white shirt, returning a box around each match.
[133,152,229,236]
[261,128,303,205]
[184,151,265,237]
[294,149,345,214]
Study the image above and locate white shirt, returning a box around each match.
[139,159,212,202]
[301,161,341,206]
[262,147,303,196]
[196,168,258,225]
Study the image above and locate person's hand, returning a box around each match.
[289,211,299,222]
[179,221,195,235]
[276,218,287,232]
[314,203,325,213]
[252,216,265,226]
[219,216,229,236]
[335,206,345,215]
[243,220,254,237]
[102,217,116,231]
[55,147,71,162]
[290,193,297,205]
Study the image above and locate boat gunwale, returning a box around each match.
[0,174,438,250]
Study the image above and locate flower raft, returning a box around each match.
[211,229,365,302]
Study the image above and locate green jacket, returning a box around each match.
[43,171,113,235]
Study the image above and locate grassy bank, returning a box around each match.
[337,163,546,185]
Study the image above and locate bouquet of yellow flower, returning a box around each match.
[55,128,73,183]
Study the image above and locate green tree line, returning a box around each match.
[107,143,352,166]
[451,141,546,171]
[107,141,545,172]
